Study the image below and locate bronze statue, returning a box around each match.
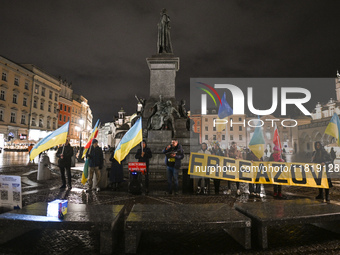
[163,100,181,136]
[157,9,173,54]
[147,95,166,130]
[178,99,188,118]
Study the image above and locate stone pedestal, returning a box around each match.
[146,55,179,99]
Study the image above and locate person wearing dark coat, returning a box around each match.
[312,141,333,203]
[135,140,152,194]
[56,139,74,189]
[162,139,184,195]
[210,143,223,195]
[86,139,104,191]
[247,150,263,197]
[109,148,124,191]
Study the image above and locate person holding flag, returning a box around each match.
[86,139,104,192]
[81,119,100,186]
[56,139,74,189]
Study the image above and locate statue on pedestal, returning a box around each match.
[147,95,166,130]
[163,100,181,136]
[178,99,188,118]
[157,9,173,54]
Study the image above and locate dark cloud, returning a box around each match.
[1,0,340,122]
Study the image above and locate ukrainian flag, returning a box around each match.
[216,92,233,132]
[325,113,340,145]
[114,117,142,163]
[29,122,69,161]
[248,119,265,160]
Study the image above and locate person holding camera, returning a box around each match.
[163,138,184,195]
[86,139,104,192]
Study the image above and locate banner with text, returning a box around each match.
[188,153,330,189]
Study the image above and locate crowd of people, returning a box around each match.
[54,137,335,203]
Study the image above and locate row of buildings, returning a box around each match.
[191,75,340,154]
[0,55,93,147]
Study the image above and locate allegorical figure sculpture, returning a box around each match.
[157,8,173,54]
[163,100,181,136]
[147,95,166,130]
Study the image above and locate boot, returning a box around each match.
[325,189,330,203]
[315,188,323,200]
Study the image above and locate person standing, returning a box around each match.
[269,145,285,198]
[28,144,34,163]
[210,143,223,195]
[197,142,211,195]
[247,150,263,198]
[56,139,74,189]
[330,147,336,163]
[109,146,124,191]
[135,140,152,194]
[312,141,332,203]
[86,139,104,192]
[163,138,184,195]
[225,141,243,195]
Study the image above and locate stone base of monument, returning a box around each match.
[235,198,340,249]
[126,118,200,181]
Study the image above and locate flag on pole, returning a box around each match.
[114,117,143,163]
[29,122,69,161]
[273,123,282,151]
[81,119,100,185]
[325,113,340,146]
[248,119,265,159]
[216,92,233,132]
[82,119,100,159]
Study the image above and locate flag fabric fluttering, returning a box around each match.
[216,92,233,132]
[273,123,282,151]
[114,117,143,164]
[81,119,100,185]
[248,119,265,160]
[81,119,100,159]
[29,122,69,161]
[325,113,340,146]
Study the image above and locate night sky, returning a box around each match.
[1,1,340,123]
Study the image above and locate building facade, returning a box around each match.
[298,74,340,153]
[0,56,34,146]
[58,79,73,128]
[21,64,60,141]
[0,55,95,148]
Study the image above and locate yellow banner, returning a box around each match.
[188,153,329,189]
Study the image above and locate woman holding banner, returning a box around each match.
[312,141,332,203]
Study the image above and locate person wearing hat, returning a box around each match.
[269,145,285,198]
[86,138,104,192]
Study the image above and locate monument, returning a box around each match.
[127,9,199,180]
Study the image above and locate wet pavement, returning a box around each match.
[1,153,340,254]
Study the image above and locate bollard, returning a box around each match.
[37,154,51,181]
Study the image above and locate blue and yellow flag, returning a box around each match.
[29,122,69,161]
[114,117,142,163]
[216,92,233,132]
[248,119,265,160]
[325,113,340,145]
